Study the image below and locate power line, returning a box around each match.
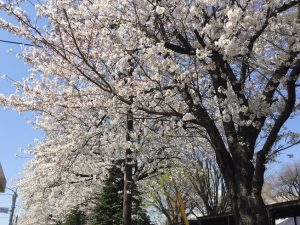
[0,39,34,47]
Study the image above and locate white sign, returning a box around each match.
[0,207,9,214]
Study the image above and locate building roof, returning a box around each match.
[268,199,300,219]
[191,200,300,225]
[0,163,6,192]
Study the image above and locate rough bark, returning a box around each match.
[230,181,270,225]
[220,145,270,225]
[232,194,269,225]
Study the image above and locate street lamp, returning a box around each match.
[6,187,18,225]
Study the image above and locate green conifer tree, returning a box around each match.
[91,162,151,225]
[58,209,86,225]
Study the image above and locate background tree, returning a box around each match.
[144,172,192,225]
[145,150,230,225]
[271,161,300,201]
[184,150,230,216]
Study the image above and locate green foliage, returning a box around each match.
[58,209,86,225]
[91,162,151,225]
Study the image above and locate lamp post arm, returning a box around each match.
[6,188,18,225]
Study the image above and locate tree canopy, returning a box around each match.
[0,0,299,225]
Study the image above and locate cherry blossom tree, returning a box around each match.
[0,0,300,225]
[2,80,196,224]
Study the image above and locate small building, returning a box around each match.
[269,200,300,225]
[0,163,6,192]
[189,200,300,225]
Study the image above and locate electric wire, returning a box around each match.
[0,39,34,47]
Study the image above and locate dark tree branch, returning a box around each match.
[164,42,195,55]
[194,29,206,48]
[254,62,300,189]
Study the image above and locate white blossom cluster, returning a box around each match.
[0,0,299,224]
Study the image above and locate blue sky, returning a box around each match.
[0,29,42,225]
[0,15,299,225]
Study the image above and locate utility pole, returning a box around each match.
[122,109,133,225]
[8,189,17,225]
[122,64,135,225]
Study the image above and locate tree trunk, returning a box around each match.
[230,190,269,225]
[215,144,270,225]
[122,110,133,225]
[228,165,270,225]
